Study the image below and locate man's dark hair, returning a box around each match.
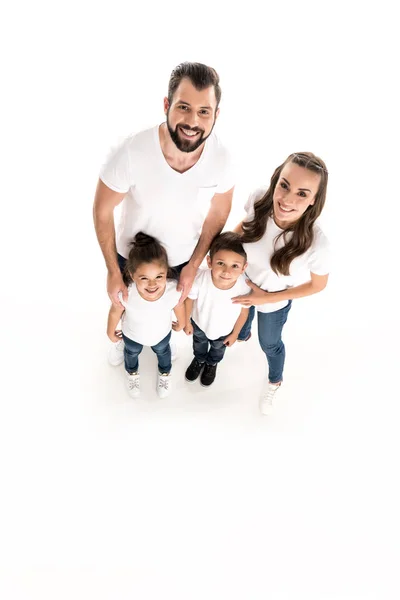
[168,62,221,107]
[209,232,247,261]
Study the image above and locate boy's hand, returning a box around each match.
[223,333,238,347]
[184,323,193,336]
[172,321,184,332]
[108,329,123,343]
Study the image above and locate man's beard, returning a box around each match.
[166,111,215,153]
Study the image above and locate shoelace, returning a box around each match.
[128,378,140,390]
[263,385,280,404]
[159,375,170,389]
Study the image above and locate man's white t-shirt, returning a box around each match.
[119,280,181,346]
[100,125,235,266]
[242,186,330,314]
[188,268,250,339]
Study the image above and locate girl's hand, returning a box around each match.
[172,321,184,332]
[184,323,193,336]
[108,329,123,343]
[224,333,238,347]
[232,279,276,306]
[107,272,128,308]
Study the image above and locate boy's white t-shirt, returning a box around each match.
[119,280,181,346]
[188,268,250,339]
[100,125,235,266]
[242,186,330,314]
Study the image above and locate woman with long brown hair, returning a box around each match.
[232,152,330,415]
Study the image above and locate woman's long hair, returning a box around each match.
[123,232,177,285]
[241,153,328,276]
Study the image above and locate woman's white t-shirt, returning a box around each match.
[188,268,250,339]
[242,186,330,314]
[119,280,181,346]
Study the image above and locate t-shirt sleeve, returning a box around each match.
[99,138,133,193]
[215,148,236,194]
[168,283,182,308]
[234,276,252,307]
[187,269,203,299]
[308,231,330,275]
[243,186,268,221]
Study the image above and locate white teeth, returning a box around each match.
[181,128,198,137]
[279,203,293,212]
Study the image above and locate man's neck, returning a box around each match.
[158,123,206,174]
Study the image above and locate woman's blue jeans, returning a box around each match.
[239,302,292,383]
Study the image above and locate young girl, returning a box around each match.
[107,232,185,398]
[232,152,330,415]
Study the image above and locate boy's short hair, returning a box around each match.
[209,232,247,262]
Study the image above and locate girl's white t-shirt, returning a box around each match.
[100,125,235,266]
[188,268,250,339]
[242,186,330,314]
[119,280,181,346]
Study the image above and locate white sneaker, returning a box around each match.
[108,339,125,366]
[126,371,140,398]
[170,339,178,362]
[157,372,172,398]
[259,381,281,415]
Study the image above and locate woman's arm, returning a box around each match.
[272,273,329,301]
[232,273,329,305]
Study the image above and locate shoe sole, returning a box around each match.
[200,380,215,387]
[185,376,200,384]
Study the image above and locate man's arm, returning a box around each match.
[177,186,234,302]
[93,178,128,307]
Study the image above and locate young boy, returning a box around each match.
[184,232,250,387]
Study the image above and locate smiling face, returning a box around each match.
[207,250,247,290]
[273,162,321,228]
[131,261,168,301]
[164,78,219,153]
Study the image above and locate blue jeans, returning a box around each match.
[122,331,172,374]
[257,301,292,384]
[117,253,188,277]
[191,319,227,366]
[237,305,255,341]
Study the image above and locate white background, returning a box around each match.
[1,1,399,598]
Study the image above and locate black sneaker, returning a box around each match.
[185,358,204,383]
[200,363,217,387]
